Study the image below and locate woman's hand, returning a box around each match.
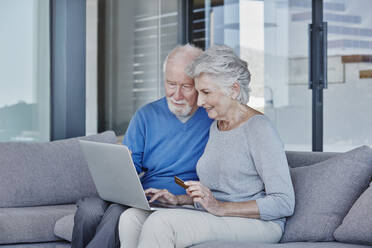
[185,181,224,216]
[144,188,178,206]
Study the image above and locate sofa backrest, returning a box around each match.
[285,150,341,168]
[0,131,117,208]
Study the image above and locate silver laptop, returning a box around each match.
[79,140,199,211]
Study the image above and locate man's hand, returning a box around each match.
[185,181,224,216]
[145,188,179,206]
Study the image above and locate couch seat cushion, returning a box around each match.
[192,241,372,248]
[0,242,70,248]
[0,204,76,245]
[334,181,372,245]
[54,214,74,242]
[281,146,372,242]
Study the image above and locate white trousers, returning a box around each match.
[118,207,282,248]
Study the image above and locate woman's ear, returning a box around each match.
[230,82,240,99]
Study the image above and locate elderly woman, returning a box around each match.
[118,45,295,248]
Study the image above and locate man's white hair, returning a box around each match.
[186,45,251,104]
[163,44,203,73]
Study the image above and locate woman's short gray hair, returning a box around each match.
[186,45,251,104]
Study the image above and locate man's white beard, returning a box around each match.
[166,97,193,117]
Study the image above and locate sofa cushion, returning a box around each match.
[285,151,340,168]
[0,204,76,245]
[192,241,372,248]
[334,181,372,245]
[281,146,372,242]
[0,131,117,208]
[54,214,74,242]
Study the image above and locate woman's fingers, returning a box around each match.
[185,181,209,192]
[189,190,205,198]
[184,181,200,187]
[186,183,211,200]
[186,185,202,194]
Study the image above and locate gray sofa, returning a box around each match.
[0,131,117,247]
[1,132,372,248]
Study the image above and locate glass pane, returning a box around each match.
[191,0,312,151]
[0,0,50,142]
[98,0,180,136]
[324,0,372,151]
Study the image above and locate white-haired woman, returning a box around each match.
[118,45,295,248]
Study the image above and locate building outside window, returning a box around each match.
[187,0,372,152]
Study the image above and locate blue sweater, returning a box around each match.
[123,97,213,195]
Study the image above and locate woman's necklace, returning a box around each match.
[217,104,256,131]
[217,120,230,131]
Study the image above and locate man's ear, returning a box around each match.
[230,82,240,99]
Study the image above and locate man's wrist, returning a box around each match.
[175,195,182,205]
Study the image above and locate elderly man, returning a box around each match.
[71,44,213,248]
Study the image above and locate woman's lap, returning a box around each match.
[118,208,151,248]
[119,208,282,248]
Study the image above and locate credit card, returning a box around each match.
[174,176,188,189]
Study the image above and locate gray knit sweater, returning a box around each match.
[196,115,295,231]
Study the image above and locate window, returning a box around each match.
[96,0,182,136]
[323,0,372,151]
[0,0,50,142]
[189,0,372,152]
[189,0,312,151]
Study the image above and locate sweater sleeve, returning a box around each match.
[122,110,146,174]
[247,116,295,221]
